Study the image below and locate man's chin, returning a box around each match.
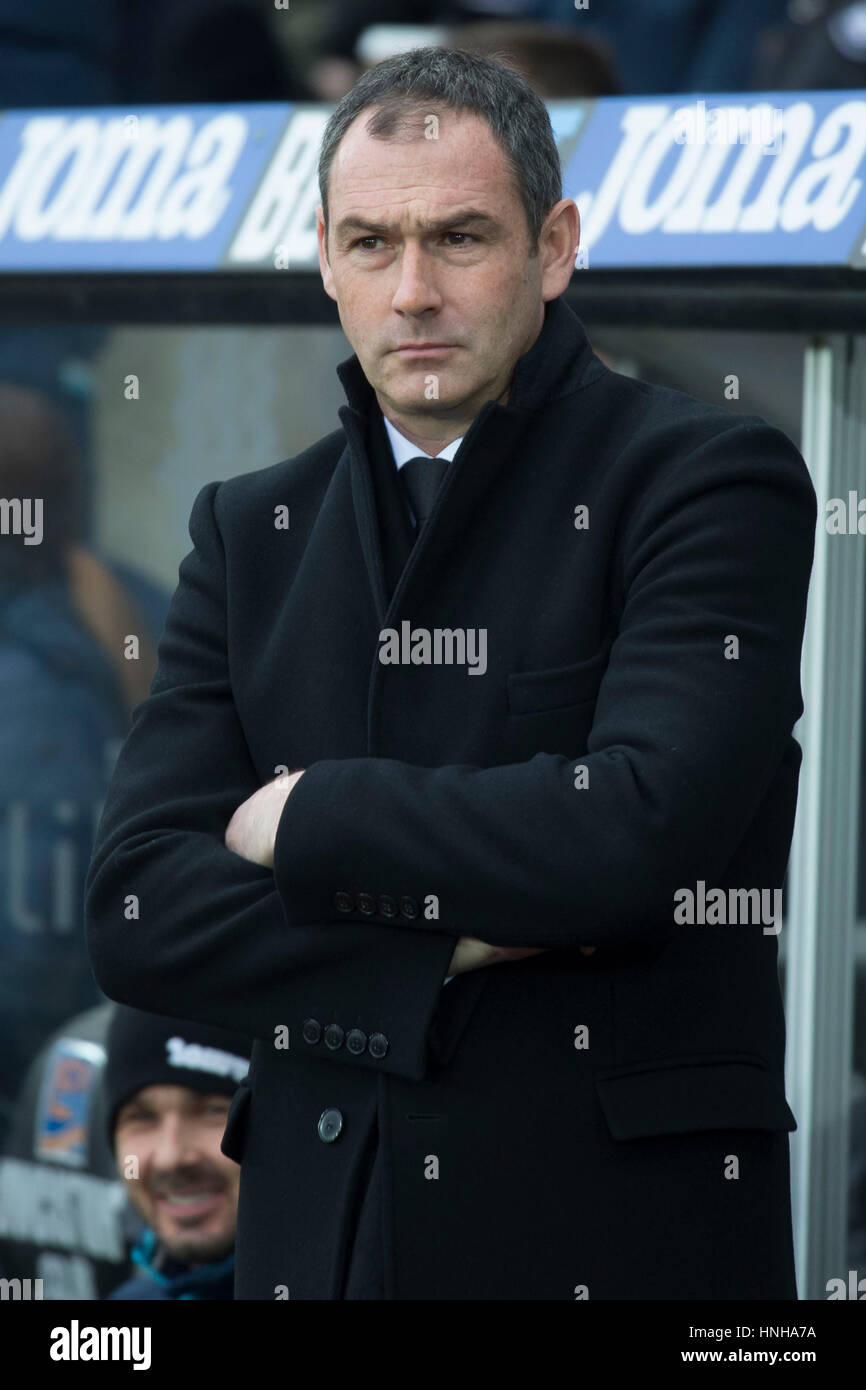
[380,375,473,417]
[159,1228,235,1267]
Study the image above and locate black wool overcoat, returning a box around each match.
[85,296,817,1300]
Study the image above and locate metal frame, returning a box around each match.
[0,271,862,331]
[786,335,864,1299]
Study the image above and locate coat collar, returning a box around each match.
[334,295,601,629]
[129,1228,236,1300]
[335,293,596,417]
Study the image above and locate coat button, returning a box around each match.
[317,1108,343,1143]
[357,892,375,915]
[324,1023,344,1050]
[378,894,397,918]
[302,1018,321,1045]
[334,891,354,913]
[399,896,418,919]
[368,1032,389,1059]
[346,1028,367,1055]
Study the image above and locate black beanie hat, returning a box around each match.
[104,1005,251,1144]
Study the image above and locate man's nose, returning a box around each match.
[149,1117,203,1171]
[391,243,442,316]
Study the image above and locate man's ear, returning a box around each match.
[317,206,337,301]
[540,198,580,303]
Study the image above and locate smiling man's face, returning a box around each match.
[114,1085,240,1266]
[318,106,578,452]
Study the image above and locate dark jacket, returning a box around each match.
[108,1229,235,1300]
[85,295,817,1299]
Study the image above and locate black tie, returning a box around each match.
[399,455,451,530]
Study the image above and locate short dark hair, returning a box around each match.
[318,46,563,256]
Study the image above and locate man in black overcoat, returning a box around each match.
[85,48,817,1299]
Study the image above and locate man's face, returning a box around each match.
[114,1085,240,1266]
[318,107,577,433]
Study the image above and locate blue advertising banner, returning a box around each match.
[563,92,866,269]
[0,92,863,272]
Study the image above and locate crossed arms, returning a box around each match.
[84,417,815,1079]
[223,768,594,975]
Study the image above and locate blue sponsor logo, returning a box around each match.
[0,93,864,270]
[564,92,866,266]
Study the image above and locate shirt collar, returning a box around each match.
[381,413,464,469]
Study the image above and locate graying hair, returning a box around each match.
[318,47,563,256]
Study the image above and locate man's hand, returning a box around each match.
[224,771,305,869]
[225,776,597,967]
[447,937,596,976]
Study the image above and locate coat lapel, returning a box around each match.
[364,402,416,603]
[338,407,389,627]
[336,296,602,631]
[327,300,603,1077]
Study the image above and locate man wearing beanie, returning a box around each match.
[104,1005,250,1301]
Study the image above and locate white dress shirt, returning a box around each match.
[382,414,464,469]
[382,414,463,985]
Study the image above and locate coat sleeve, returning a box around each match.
[84,481,455,1084]
[274,419,817,949]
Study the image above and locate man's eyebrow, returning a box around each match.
[334,209,501,242]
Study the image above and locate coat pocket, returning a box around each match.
[507,641,610,717]
[220,1078,252,1163]
[593,1054,796,1140]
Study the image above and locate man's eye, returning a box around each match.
[352,232,475,250]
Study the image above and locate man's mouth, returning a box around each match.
[393,344,457,356]
[156,1190,223,1216]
